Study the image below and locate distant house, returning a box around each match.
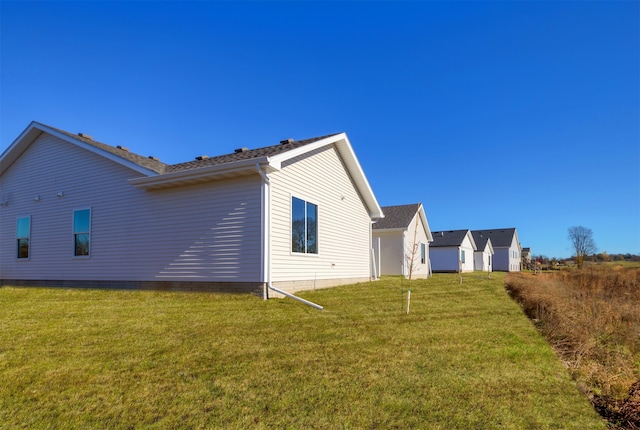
[0,121,384,297]
[470,230,494,272]
[521,247,532,269]
[430,229,476,273]
[471,228,521,272]
[371,203,433,278]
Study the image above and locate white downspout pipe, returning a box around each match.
[256,163,323,311]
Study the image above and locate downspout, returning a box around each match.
[255,163,323,311]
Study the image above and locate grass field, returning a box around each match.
[0,273,605,429]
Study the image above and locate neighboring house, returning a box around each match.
[371,203,433,279]
[430,229,476,272]
[470,230,494,272]
[471,228,521,272]
[521,247,532,270]
[0,121,384,298]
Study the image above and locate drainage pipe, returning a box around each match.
[268,283,324,310]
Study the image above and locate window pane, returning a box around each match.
[74,209,90,233]
[306,202,317,254]
[75,233,90,256]
[17,238,29,259]
[420,243,425,264]
[292,197,306,253]
[17,217,30,238]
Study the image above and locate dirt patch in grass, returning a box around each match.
[506,267,640,428]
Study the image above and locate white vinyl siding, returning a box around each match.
[374,230,405,276]
[402,213,431,278]
[0,133,262,282]
[270,145,372,284]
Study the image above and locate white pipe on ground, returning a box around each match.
[268,283,323,310]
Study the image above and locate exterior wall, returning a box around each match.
[474,247,492,272]
[431,236,474,272]
[0,133,263,286]
[508,235,521,272]
[269,145,372,291]
[493,242,521,271]
[402,213,431,278]
[430,247,460,272]
[459,235,475,272]
[372,230,404,276]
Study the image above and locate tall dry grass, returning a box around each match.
[506,266,640,427]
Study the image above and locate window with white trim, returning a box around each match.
[461,249,466,264]
[420,243,426,264]
[73,209,91,256]
[291,197,317,254]
[16,216,30,259]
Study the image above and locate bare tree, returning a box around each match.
[405,217,421,280]
[568,226,597,269]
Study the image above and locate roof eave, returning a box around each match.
[1,121,161,177]
[270,132,384,219]
[129,156,272,190]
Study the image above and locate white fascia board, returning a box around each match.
[417,204,434,242]
[486,238,495,255]
[129,156,272,189]
[270,132,384,219]
[1,121,159,177]
[1,121,43,174]
[372,227,406,233]
[466,230,478,251]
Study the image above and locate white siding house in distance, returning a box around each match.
[471,228,521,272]
[0,122,384,298]
[470,230,494,272]
[430,230,477,273]
[371,203,433,279]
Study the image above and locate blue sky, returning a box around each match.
[1,1,638,258]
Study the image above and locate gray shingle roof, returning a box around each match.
[430,229,470,247]
[166,134,339,173]
[372,204,421,230]
[49,126,168,174]
[48,124,340,175]
[471,231,490,250]
[471,228,517,248]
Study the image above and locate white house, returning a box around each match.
[430,229,477,272]
[371,203,433,279]
[470,230,494,272]
[0,121,384,298]
[471,228,521,272]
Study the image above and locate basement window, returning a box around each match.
[16,216,30,259]
[73,208,91,257]
[292,197,318,254]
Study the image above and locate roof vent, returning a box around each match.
[280,138,294,145]
[148,156,160,161]
[234,147,249,153]
[77,133,93,140]
[195,155,209,161]
[116,145,129,152]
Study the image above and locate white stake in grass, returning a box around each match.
[406,289,411,314]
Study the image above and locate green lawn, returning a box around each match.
[0,273,605,429]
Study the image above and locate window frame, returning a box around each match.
[291,195,318,255]
[461,249,466,264]
[16,216,31,260]
[420,243,426,264]
[72,208,92,258]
